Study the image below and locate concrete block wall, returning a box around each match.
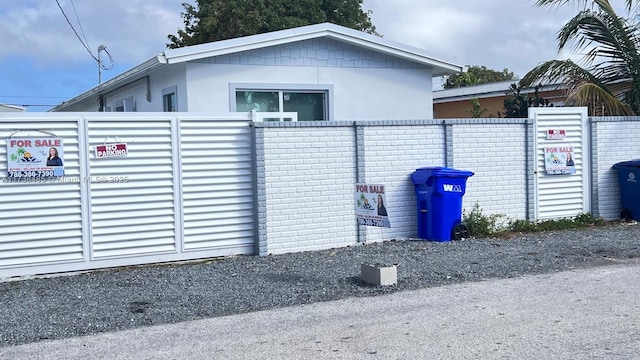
[362,122,445,241]
[452,121,529,222]
[259,123,357,254]
[593,117,640,220]
[256,116,639,255]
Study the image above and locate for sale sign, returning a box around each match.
[95,143,128,159]
[7,137,65,178]
[544,146,576,175]
[355,183,391,228]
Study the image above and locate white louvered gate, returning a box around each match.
[0,119,84,269]
[530,107,590,220]
[0,113,256,279]
[180,116,255,253]
[87,117,178,259]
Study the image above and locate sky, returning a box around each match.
[0,0,627,112]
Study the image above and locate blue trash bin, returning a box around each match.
[612,159,640,221]
[411,167,474,241]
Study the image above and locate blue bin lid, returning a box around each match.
[411,166,474,184]
[613,159,640,169]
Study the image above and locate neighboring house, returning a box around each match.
[0,104,25,112]
[433,81,567,118]
[51,23,463,120]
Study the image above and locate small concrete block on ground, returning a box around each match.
[361,263,397,286]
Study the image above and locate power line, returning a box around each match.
[70,0,91,52]
[55,0,99,63]
[55,0,114,81]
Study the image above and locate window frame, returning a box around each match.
[162,86,178,112]
[114,96,135,112]
[230,83,333,121]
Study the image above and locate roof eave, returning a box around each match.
[0,104,25,111]
[433,82,565,103]
[50,56,165,112]
[52,23,464,112]
[162,23,463,75]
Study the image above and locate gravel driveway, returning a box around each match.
[1,222,639,348]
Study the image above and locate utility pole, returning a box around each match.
[98,45,107,84]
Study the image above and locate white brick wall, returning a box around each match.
[259,117,638,255]
[595,120,640,220]
[261,121,529,253]
[363,125,445,240]
[263,127,357,254]
[453,124,528,222]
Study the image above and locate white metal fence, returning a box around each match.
[0,113,256,279]
[2,109,639,279]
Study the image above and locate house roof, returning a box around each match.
[0,103,25,112]
[160,22,463,75]
[433,81,564,103]
[51,22,463,111]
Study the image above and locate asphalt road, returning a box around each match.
[2,260,639,359]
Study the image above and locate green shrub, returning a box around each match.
[463,203,607,238]
[508,213,605,233]
[574,213,606,227]
[507,219,539,233]
[462,202,505,237]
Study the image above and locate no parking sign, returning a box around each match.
[95,143,128,159]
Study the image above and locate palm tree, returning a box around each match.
[520,0,640,115]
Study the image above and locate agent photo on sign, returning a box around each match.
[566,152,575,167]
[47,147,63,166]
[377,194,388,216]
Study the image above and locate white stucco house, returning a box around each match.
[3,23,634,280]
[51,23,463,120]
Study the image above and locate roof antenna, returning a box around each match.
[97,45,114,84]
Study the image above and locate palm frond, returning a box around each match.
[557,9,639,63]
[525,0,640,114]
[533,0,637,12]
[520,59,599,86]
[566,82,635,115]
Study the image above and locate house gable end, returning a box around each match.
[163,23,461,75]
[192,38,426,69]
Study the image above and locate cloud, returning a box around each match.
[2,0,579,78]
[365,0,576,78]
[0,0,183,67]
[0,0,617,108]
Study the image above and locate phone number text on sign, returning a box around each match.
[8,170,57,178]
[358,218,385,227]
